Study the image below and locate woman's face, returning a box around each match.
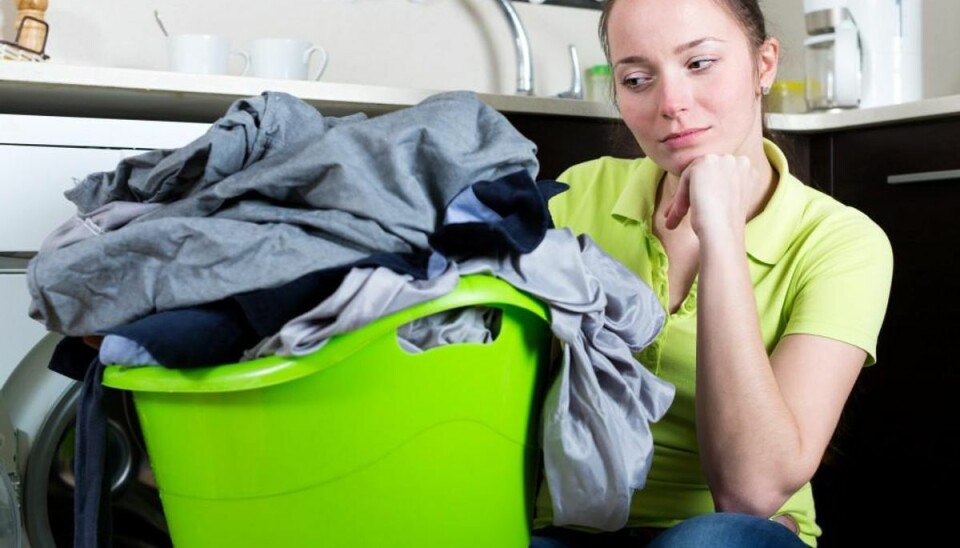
[608,0,775,175]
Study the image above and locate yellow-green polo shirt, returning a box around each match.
[534,140,893,547]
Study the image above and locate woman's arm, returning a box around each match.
[668,153,879,517]
[696,232,865,516]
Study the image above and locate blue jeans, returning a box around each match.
[530,513,807,548]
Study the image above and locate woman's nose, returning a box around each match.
[657,73,692,119]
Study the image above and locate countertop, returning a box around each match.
[2,61,960,131]
[766,94,960,133]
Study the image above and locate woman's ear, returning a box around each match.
[757,37,780,92]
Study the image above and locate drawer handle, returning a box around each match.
[887,169,960,184]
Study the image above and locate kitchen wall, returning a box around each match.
[918,0,960,98]
[1,0,958,99]
[0,0,607,97]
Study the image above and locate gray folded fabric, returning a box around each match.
[27,90,538,335]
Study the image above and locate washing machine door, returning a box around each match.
[2,113,207,547]
[0,401,23,548]
[4,337,172,548]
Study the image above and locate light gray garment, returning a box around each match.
[98,334,158,367]
[244,266,461,359]
[251,229,675,530]
[39,202,163,252]
[396,307,497,353]
[27,90,539,335]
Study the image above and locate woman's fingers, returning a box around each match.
[664,154,753,234]
[664,168,691,230]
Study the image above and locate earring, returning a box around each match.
[761,85,771,96]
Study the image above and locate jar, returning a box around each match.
[586,64,612,103]
[766,80,807,114]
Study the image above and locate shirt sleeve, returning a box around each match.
[784,210,894,366]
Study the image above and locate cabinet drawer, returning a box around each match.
[830,116,960,193]
[830,118,960,285]
[0,145,137,252]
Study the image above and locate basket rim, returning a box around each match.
[102,274,551,393]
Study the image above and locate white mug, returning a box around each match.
[167,34,249,75]
[248,38,329,81]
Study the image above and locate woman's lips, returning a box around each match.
[660,127,709,147]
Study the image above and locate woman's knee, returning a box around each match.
[647,512,804,548]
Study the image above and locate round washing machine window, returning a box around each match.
[3,329,173,548]
[22,382,173,548]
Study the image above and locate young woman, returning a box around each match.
[531,0,893,546]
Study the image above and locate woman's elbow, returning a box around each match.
[711,479,804,518]
[708,451,821,516]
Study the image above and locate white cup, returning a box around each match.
[167,34,249,75]
[248,38,329,81]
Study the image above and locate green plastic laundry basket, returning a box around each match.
[102,275,552,548]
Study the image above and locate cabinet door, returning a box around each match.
[0,146,137,252]
[506,114,640,178]
[814,117,960,546]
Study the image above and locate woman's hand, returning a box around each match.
[663,154,756,241]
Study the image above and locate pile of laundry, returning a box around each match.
[26,90,675,547]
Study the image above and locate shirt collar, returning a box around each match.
[610,156,661,224]
[744,139,804,265]
[608,139,803,265]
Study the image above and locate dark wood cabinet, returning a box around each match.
[521,112,960,545]
[801,117,960,546]
[506,113,639,179]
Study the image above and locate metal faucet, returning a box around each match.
[492,0,534,96]
[491,1,584,99]
[556,45,584,100]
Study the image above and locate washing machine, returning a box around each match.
[0,113,208,547]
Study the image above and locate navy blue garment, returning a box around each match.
[49,339,113,548]
[48,335,98,382]
[74,358,112,548]
[99,251,430,369]
[101,298,257,369]
[429,175,566,256]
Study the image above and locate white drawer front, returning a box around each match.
[0,273,48,382]
[0,145,138,252]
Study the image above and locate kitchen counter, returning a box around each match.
[767,94,960,133]
[3,61,959,130]
[0,62,620,122]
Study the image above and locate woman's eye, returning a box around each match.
[621,74,652,88]
[689,58,716,71]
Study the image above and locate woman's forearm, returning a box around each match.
[695,229,805,516]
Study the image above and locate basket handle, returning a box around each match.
[299,274,552,367]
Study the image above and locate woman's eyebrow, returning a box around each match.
[673,37,725,54]
[615,37,727,67]
[615,55,651,67]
